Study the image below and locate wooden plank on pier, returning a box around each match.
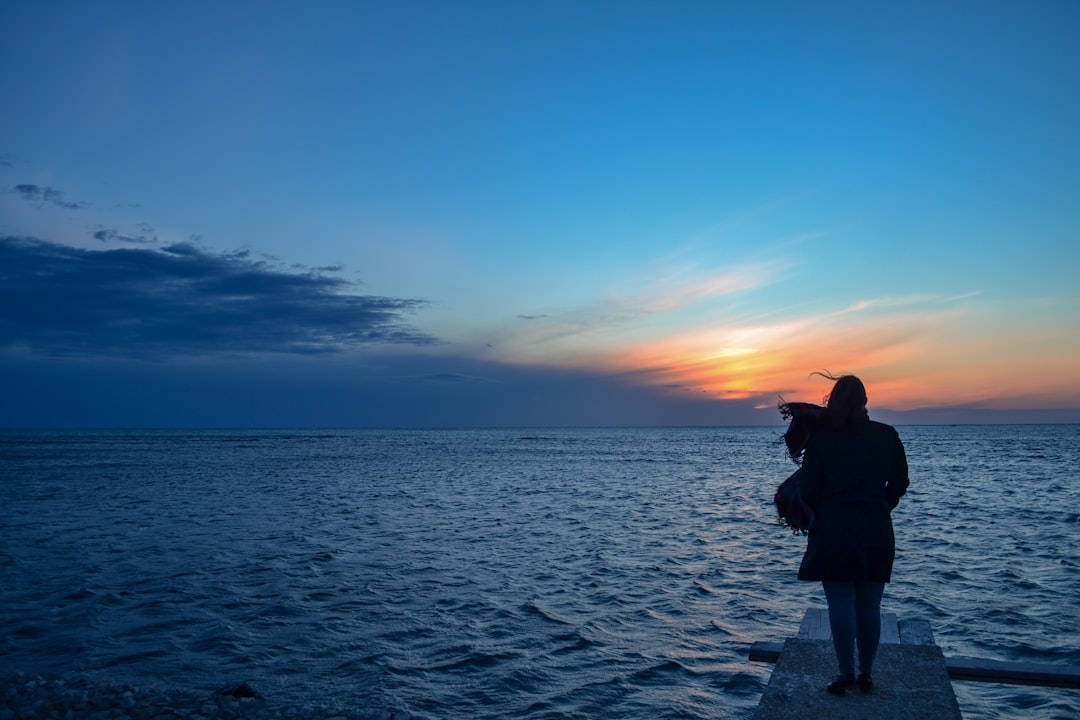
[748,641,782,663]
[752,638,962,720]
[898,618,935,646]
[945,655,1080,689]
[796,607,830,640]
[795,608,900,643]
[880,613,900,643]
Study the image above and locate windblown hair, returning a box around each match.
[776,372,870,462]
[816,372,869,428]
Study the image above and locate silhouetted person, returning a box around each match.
[796,374,908,694]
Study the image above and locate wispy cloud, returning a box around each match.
[496,258,788,364]
[618,259,783,315]
[0,237,437,358]
[91,223,157,244]
[0,154,15,168]
[10,183,87,210]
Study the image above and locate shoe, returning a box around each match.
[827,674,855,694]
[857,673,873,693]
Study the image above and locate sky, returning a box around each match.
[2,0,1079,427]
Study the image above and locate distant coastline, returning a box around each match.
[871,407,1080,426]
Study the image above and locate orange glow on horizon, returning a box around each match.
[536,299,1080,412]
[491,289,1080,413]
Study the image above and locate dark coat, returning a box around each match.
[797,420,909,583]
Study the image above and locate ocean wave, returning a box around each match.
[2,426,1077,720]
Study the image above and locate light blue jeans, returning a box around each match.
[822,581,886,677]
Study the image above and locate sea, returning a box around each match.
[1,426,1077,720]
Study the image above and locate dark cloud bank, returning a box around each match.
[0,236,434,357]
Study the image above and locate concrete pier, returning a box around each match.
[751,609,963,720]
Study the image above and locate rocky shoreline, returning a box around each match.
[0,674,423,720]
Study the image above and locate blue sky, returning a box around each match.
[2,1,1078,426]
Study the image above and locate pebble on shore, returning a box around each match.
[1,673,422,720]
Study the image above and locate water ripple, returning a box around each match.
[1,426,1078,720]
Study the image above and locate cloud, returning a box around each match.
[493,258,788,366]
[90,220,167,245]
[91,225,157,244]
[0,236,437,358]
[0,154,14,168]
[620,260,783,316]
[10,183,87,209]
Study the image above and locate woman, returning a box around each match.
[797,374,909,694]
